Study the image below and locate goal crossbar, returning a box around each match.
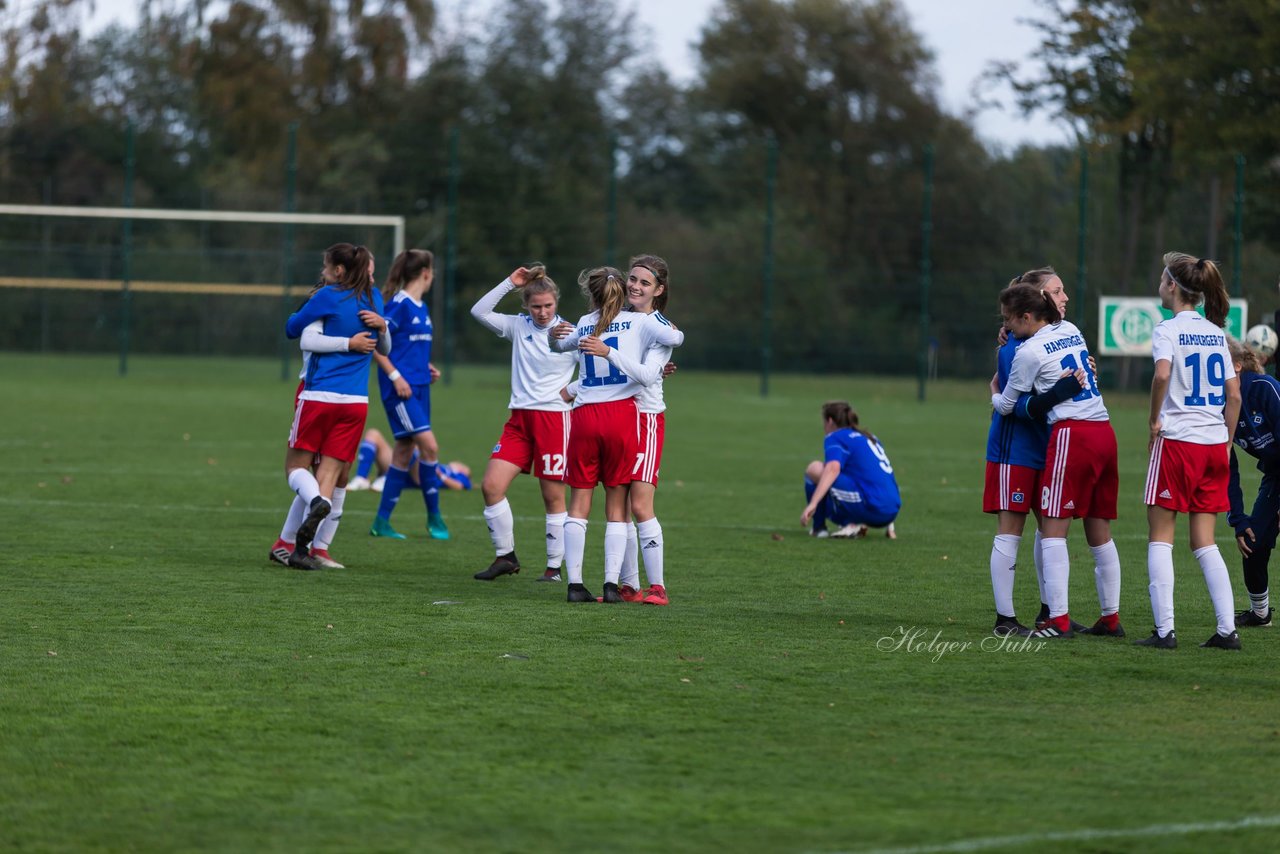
[0,203,405,255]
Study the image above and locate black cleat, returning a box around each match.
[566,583,596,603]
[1029,623,1074,639]
[1201,630,1242,650]
[269,545,292,566]
[993,615,1031,637]
[1068,619,1089,633]
[474,553,520,581]
[535,568,562,582]
[601,582,624,604]
[294,496,331,553]
[1235,607,1273,628]
[1078,617,1126,638]
[1134,629,1177,649]
[286,550,323,571]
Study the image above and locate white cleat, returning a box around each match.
[310,550,345,569]
[370,475,386,493]
[831,523,867,539]
[885,523,897,540]
[347,476,371,491]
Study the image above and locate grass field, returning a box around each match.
[4,354,1280,853]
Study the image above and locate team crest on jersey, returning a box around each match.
[1255,414,1264,425]
[1012,490,1025,504]
[492,443,502,453]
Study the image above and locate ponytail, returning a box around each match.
[325,243,375,303]
[383,249,434,300]
[1000,282,1061,324]
[520,263,560,309]
[578,266,628,337]
[1163,251,1229,328]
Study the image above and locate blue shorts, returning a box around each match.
[382,384,432,439]
[826,475,897,527]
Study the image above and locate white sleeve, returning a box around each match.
[606,344,668,387]
[376,325,392,356]
[470,279,518,339]
[994,347,1037,414]
[637,313,684,350]
[1151,324,1174,363]
[300,320,348,354]
[550,327,582,353]
[564,379,581,400]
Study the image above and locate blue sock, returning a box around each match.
[419,460,441,515]
[804,477,827,530]
[355,440,376,479]
[377,465,410,521]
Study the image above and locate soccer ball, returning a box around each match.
[1245,324,1278,359]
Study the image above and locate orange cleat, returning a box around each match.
[642,584,669,606]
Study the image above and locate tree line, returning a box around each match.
[2,0,1279,374]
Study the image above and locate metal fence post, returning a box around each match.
[280,121,298,381]
[761,133,777,398]
[119,120,135,377]
[916,143,934,402]
[444,126,460,385]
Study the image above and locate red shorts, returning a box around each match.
[634,412,666,486]
[566,398,639,489]
[1041,419,1118,519]
[490,409,572,480]
[983,462,1041,514]
[1145,436,1229,513]
[289,399,368,462]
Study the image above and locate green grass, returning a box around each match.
[3,354,1279,853]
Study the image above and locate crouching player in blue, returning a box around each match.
[282,243,388,570]
[1227,336,1280,628]
[801,401,901,539]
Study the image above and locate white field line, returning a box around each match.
[843,814,1280,854]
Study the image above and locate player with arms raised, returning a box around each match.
[1139,253,1242,650]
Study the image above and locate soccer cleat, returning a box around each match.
[535,568,562,582]
[831,523,867,539]
[369,515,407,540]
[474,554,520,581]
[1201,630,1242,650]
[1134,629,1178,649]
[601,582,624,603]
[1235,607,1273,628]
[310,549,344,569]
[269,540,293,566]
[370,475,385,493]
[1029,616,1074,639]
[294,496,331,553]
[1068,619,1089,633]
[885,523,897,540]
[286,549,323,571]
[427,512,450,540]
[1078,616,1126,638]
[810,527,830,539]
[993,615,1030,637]
[346,475,371,491]
[620,584,644,603]
[642,584,669,606]
[566,583,596,603]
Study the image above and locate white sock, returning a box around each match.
[563,517,587,585]
[279,495,306,543]
[287,468,320,506]
[313,488,345,551]
[604,521,627,585]
[1090,539,1121,617]
[1147,541,1175,637]
[483,499,515,556]
[1251,589,1270,616]
[1194,544,1236,637]
[1040,537,1070,619]
[637,517,665,588]
[545,511,567,569]
[620,521,640,589]
[990,534,1021,617]
[1033,529,1047,605]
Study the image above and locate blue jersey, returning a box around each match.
[986,336,1049,468]
[286,285,384,401]
[824,428,901,516]
[378,291,433,397]
[1228,371,1280,527]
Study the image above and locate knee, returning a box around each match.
[481,478,504,504]
[804,461,823,482]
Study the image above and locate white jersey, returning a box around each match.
[471,279,576,411]
[551,309,683,406]
[1152,310,1235,444]
[997,320,1108,424]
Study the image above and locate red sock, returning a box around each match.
[1100,612,1119,630]
[1053,614,1072,631]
